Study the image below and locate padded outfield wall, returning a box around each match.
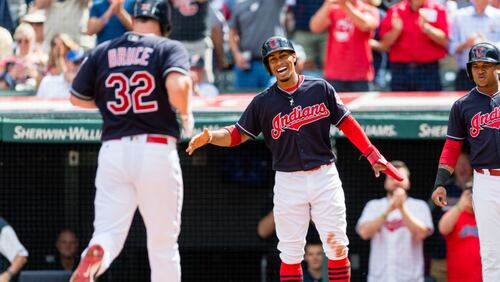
[0,92,463,281]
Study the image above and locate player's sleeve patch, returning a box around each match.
[70,88,94,101]
[163,67,190,78]
[235,123,257,139]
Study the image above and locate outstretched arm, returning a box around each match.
[186,126,251,155]
[338,115,403,181]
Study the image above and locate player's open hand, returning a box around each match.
[186,128,212,156]
[432,186,447,207]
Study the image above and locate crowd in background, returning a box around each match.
[0,0,498,96]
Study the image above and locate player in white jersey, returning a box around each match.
[68,0,193,281]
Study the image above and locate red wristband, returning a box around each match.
[224,125,241,147]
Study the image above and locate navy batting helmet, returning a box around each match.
[466,42,500,80]
[261,36,296,75]
[133,0,172,36]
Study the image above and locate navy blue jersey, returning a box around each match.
[446,88,500,168]
[70,32,190,141]
[236,76,350,172]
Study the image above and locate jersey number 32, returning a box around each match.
[105,71,158,115]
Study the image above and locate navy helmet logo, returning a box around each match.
[141,3,151,12]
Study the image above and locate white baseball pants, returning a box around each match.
[473,171,500,282]
[82,134,183,282]
[274,163,349,264]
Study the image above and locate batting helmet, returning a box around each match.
[466,42,500,80]
[261,36,296,75]
[133,0,172,36]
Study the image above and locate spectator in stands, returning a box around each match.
[45,33,79,76]
[37,48,85,98]
[310,0,379,92]
[228,0,287,89]
[356,160,433,282]
[0,27,13,61]
[428,151,472,282]
[378,0,450,91]
[21,8,47,60]
[367,0,389,90]
[190,54,219,97]
[0,217,28,282]
[87,0,134,45]
[170,0,215,83]
[0,23,45,91]
[449,0,500,90]
[438,180,482,282]
[289,0,326,76]
[44,229,80,271]
[35,0,93,50]
[303,241,325,282]
[208,3,229,73]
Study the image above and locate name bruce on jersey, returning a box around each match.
[108,47,154,68]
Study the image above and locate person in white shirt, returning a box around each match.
[0,217,28,282]
[356,160,433,282]
[37,48,85,98]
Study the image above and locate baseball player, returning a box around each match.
[68,0,193,281]
[432,42,500,282]
[186,36,403,282]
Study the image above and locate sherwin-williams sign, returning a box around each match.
[1,115,449,143]
[2,119,102,143]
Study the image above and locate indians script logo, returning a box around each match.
[469,106,500,137]
[271,103,330,139]
[384,219,404,232]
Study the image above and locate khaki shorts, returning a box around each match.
[430,258,447,282]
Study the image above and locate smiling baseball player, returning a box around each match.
[186,36,402,282]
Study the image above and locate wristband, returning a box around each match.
[434,167,452,189]
[223,125,241,147]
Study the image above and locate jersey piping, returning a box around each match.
[236,122,257,139]
[475,87,499,98]
[278,74,305,94]
[163,67,190,78]
[70,88,93,100]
